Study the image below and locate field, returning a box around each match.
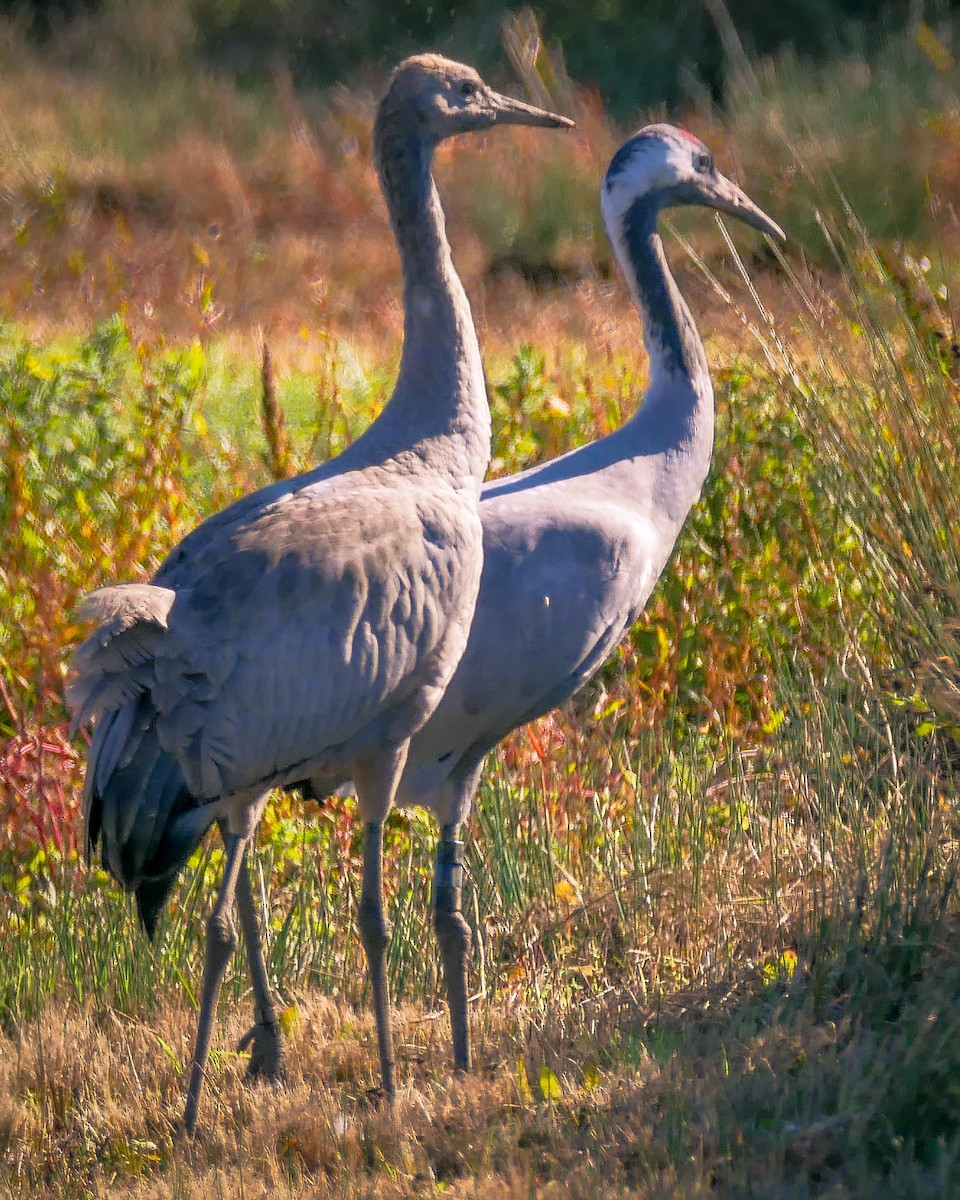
[4,10,960,1198]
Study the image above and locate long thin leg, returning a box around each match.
[353,745,407,1099]
[183,831,247,1136]
[358,820,395,1098]
[434,823,471,1071]
[235,850,284,1082]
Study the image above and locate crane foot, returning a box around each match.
[237,1019,285,1083]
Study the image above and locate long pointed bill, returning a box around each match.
[488,91,575,129]
[701,172,785,241]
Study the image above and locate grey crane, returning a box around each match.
[67,53,572,1134]
[225,124,784,1080]
[394,126,783,1069]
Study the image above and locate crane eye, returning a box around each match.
[695,150,712,174]
[459,81,476,98]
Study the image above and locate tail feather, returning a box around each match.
[68,583,176,733]
[82,703,143,860]
[137,747,189,873]
[93,698,140,797]
[69,671,153,737]
[84,779,102,867]
[85,693,209,899]
[73,581,215,932]
[136,876,178,941]
[76,582,176,632]
[97,707,160,883]
[135,804,220,939]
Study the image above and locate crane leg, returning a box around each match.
[358,819,395,1099]
[354,746,406,1098]
[434,823,471,1072]
[183,831,246,1136]
[234,847,284,1084]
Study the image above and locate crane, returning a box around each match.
[232,124,785,1081]
[67,54,572,1134]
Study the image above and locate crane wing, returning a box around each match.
[72,475,481,800]
[406,495,660,777]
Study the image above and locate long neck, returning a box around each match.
[362,125,490,493]
[598,194,715,523]
[485,194,719,510]
[617,195,710,393]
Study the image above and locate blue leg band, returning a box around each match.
[434,839,465,912]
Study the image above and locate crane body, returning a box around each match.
[68,54,572,1133]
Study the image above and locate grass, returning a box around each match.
[3,672,960,1196]
[4,13,960,1198]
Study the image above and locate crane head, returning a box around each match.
[601,124,784,243]
[377,54,574,145]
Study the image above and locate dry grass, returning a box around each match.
[0,992,720,1197]
[6,922,960,1197]
[0,993,767,1196]
[5,673,960,1197]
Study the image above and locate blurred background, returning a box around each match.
[1,0,947,113]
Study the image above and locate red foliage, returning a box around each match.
[0,715,84,858]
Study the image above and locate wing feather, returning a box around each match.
[404,497,657,781]
[72,476,481,802]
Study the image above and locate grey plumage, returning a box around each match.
[290,125,785,1076]
[68,54,572,1134]
[401,127,785,823]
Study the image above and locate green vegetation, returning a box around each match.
[3,9,960,1197]
[8,0,956,112]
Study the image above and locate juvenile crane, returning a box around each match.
[68,54,571,1134]
[230,125,784,1079]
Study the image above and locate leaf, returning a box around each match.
[761,949,798,985]
[546,394,571,417]
[539,1065,562,1102]
[916,21,953,72]
[582,1060,601,1092]
[554,879,579,905]
[152,1033,182,1074]
[279,1004,299,1035]
[507,962,526,985]
[516,1055,532,1103]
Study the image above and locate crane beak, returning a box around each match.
[700,172,785,242]
[487,90,575,129]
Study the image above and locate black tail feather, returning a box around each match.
[134,801,220,937]
[88,699,216,938]
[136,874,178,941]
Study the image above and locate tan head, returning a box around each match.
[376,53,573,145]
